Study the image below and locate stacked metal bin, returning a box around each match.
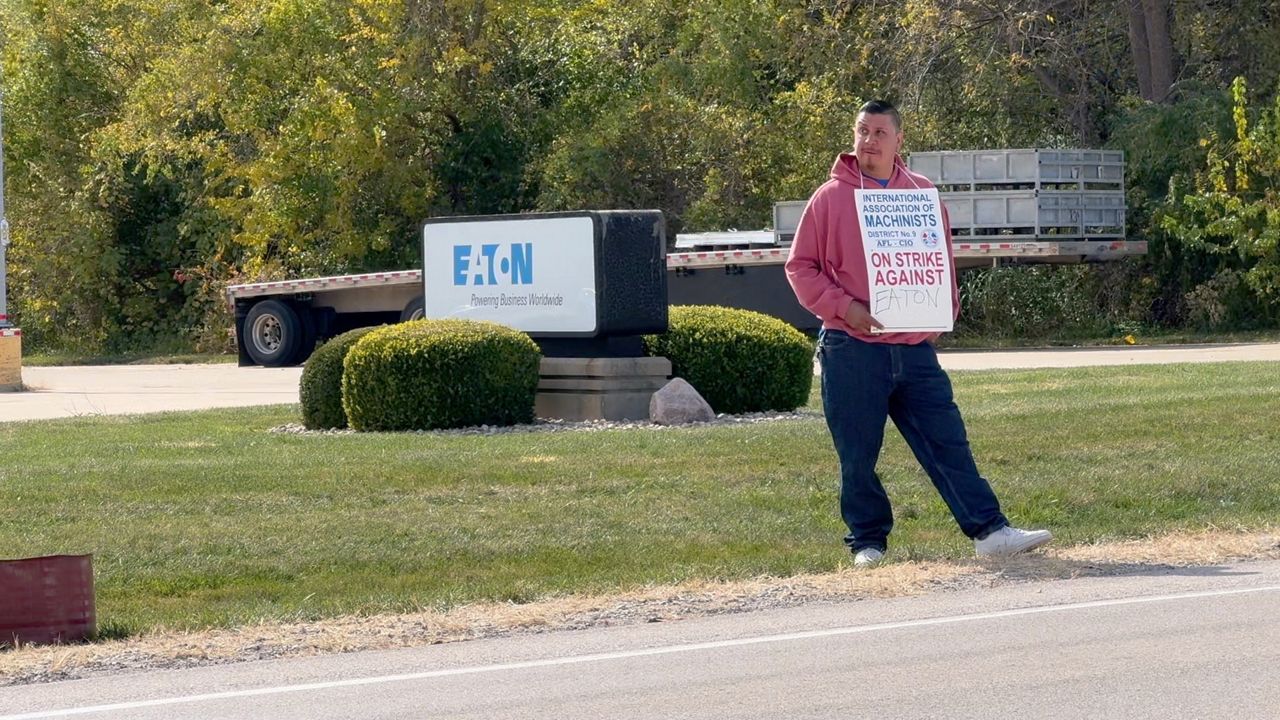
[906,149,1126,240]
[667,150,1138,331]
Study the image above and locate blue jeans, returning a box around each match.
[817,329,1007,553]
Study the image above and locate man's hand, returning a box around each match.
[923,332,942,344]
[843,300,884,334]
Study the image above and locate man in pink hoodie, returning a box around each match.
[785,100,1052,567]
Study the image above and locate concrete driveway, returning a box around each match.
[2,342,1279,423]
[2,364,303,422]
[938,341,1280,370]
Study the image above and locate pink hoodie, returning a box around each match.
[785,152,960,345]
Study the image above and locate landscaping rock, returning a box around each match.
[649,377,715,425]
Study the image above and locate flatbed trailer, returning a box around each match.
[229,148,1144,366]
[227,236,1144,366]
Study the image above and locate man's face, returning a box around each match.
[853,112,903,177]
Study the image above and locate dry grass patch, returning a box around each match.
[1053,528,1278,565]
[518,455,559,464]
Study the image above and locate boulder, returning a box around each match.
[649,377,715,425]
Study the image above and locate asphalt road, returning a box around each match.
[2,561,1277,719]
[3,342,1279,423]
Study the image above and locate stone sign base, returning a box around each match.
[536,356,672,422]
[0,329,22,392]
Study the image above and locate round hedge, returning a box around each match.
[299,327,378,429]
[643,305,815,414]
[342,319,542,432]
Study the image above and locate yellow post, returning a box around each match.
[0,328,22,391]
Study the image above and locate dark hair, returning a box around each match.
[858,99,901,130]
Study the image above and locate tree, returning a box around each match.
[0,0,134,350]
[1127,0,1177,102]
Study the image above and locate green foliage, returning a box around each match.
[1157,77,1280,329]
[1179,269,1269,331]
[1,0,569,353]
[956,265,1117,340]
[299,327,376,430]
[1,0,128,352]
[341,320,541,432]
[643,305,813,414]
[1108,87,1229,201]
[1104,88,1236,329]
[6,0,1280,353]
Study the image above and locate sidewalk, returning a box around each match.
[939,341,1280,370]
[3,343,1279,423]
[1,364,302,422]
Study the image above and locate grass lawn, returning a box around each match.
[940,327,1280,349]
[1,362,1278,638]
[20,352,236,367]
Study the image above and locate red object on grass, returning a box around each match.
[0,554,96,646]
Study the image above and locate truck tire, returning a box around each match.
[244,299,302,367]
[292,304,318,365]
[400,296,425,322]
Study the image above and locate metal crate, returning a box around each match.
[908,149,1126,240]
[907,149,1125,191]
[942,191,1125,239]
[773,200,806,244]
[680,147,1128,248]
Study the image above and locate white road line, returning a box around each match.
[5,584,1278,719]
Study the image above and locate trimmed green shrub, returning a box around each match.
[342,320,541,432]
[299,327,378,430]
[643,305,814,414]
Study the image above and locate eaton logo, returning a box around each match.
[452,243,534,286]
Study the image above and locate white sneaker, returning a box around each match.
[853,548,885,567]
[974,526,1053,557]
